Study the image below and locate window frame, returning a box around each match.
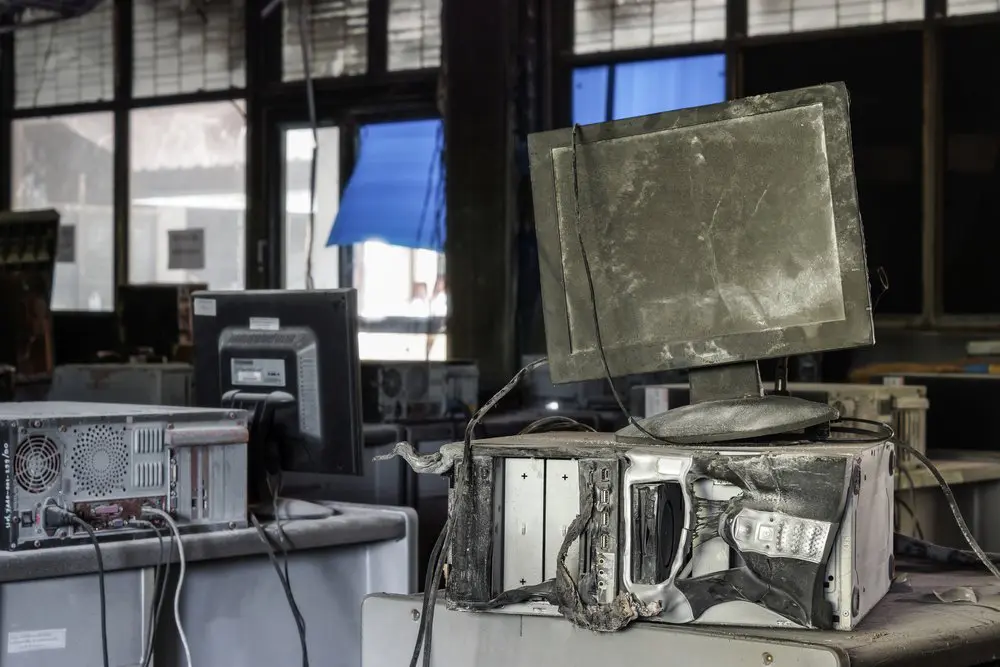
[268,102,444,337]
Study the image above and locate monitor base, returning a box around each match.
[616,394,837,444]
[616,360,837,444]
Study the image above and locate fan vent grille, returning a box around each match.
[70,424,128,496]
[14,435,61,494]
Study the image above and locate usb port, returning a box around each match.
[601,512,609,527]
[599,489,609,504]
[600,534,610,550]
[601,469,610,482]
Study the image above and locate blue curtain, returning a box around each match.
[327,118,445,252]
[572,53,727,125]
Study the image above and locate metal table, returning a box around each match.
[2,502,416,667]
[363,570,1000,667]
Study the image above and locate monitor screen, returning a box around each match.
[528,83,874,384]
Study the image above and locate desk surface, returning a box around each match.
[901,455,1000,490]
[365,571,1000,667]
[0,502,410,584]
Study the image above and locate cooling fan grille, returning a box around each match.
[70,423,129,496]
[14,435,61,494]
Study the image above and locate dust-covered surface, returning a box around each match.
[527,83,874,384]
[553,103,845,351]
[407,432,883,632]
[689,571,1000,664]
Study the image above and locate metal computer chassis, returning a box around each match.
[444,433,894,631]
[0,402,249,551]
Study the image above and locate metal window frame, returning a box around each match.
[0,0,440,319]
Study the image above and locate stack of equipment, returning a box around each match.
[388,83,894,633]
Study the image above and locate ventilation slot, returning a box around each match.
[133,461,164,489]
[14,435,61,494]
[70,424,128,497]
[133,427,164,454]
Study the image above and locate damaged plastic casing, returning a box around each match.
[444,433,894,632]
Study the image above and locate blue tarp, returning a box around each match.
[572,53,727,125]
[327,118,445,251]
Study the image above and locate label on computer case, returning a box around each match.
[193,298,216,317]
[249,317,280,331]
[231,358,286,387]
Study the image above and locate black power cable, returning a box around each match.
[132,519,170,667]
[250,513,309,667]
[44,507,109,667]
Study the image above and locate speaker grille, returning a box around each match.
[14,435,61,494]
[70,424,128,496]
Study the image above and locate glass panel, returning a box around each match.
[12,113,115,312]
[133,0,247,97]
[942,26,1000,313]
[573,55,726,126]
[129,101,247,290]
[388,0,442,71]
[574,0,725,54]
[948,0,1000,14]
[284,126,342,290]
[283,0,367,80]
[354,243,447,361]
[14,2,114,108]
[748,0,923,36]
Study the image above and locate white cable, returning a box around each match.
[143,509,192,667]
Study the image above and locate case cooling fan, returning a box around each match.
[14,435,61,494]
[69,423,129,496]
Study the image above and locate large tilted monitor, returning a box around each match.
[527,83,874,442]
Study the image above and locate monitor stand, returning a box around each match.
[616,361,837,444]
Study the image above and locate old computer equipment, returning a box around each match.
[360,360,479,423]
[192,289,364,509]
[0,210,58,385]
[2,401,248,550]
[119,282,206,362]
[417,83,894,632]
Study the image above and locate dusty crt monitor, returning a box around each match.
[192,290,364,478]
[528,82,875,443]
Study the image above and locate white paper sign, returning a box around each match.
[7,628,66,654]
[168,229,205,270]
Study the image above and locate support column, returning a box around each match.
[444,0,519,395]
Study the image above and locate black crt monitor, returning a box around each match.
[192,289,364,487]
[0,209,58,381]
[119,283,206,360]
[527,83,875,443]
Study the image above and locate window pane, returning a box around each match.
[574,0,725,54]
[330,118,447,360]
[942,26,1000,313]
[129,101,247,290]
[133,0,247,97]
[12,114,114,312]
[748,0,923,36]
[284,127,341,289]
[948,0,1000,14]
[573,55,726,126]
[15,3,114,108]
[388,0,442,71]
[283,0,367,80]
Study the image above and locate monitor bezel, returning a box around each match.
[528,83,874,384]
